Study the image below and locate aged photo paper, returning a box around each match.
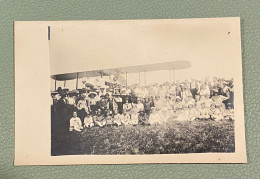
[14,17,247,165]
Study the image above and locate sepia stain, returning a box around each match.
[228,32,230,35]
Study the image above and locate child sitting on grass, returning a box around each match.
[209,103,223,121]
[149,107,162,125]
[84,112,94,128]
[174,105,187,121]
[138,110,149,125]
[187,102,198,121]
[94,109,106,127]
[105,109,114,126]
[69,111,83,132]
[113,109,122,127]
[121,109,131,126]
[197,102,210,120]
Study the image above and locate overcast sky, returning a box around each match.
[49,18,241,91]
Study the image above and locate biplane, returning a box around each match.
[50,60,191,91]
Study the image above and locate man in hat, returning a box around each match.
[57,87,63,94]
[190,79,198,99]
[107,94,118,112]
[97,98,108,115]
[69,111,83,132]
[88,91,98,115]
[56,90,69,128]
[84,112,94,128]
[113,91,123,114]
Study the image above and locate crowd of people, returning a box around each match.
[50,77,234,132]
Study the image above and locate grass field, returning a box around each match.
[51,120,235,156]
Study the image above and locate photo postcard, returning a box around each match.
[14,17,247,165]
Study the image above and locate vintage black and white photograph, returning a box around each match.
[14,18,247,165]
[49,19,237,156]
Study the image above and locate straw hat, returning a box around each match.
[88,92,97,98]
